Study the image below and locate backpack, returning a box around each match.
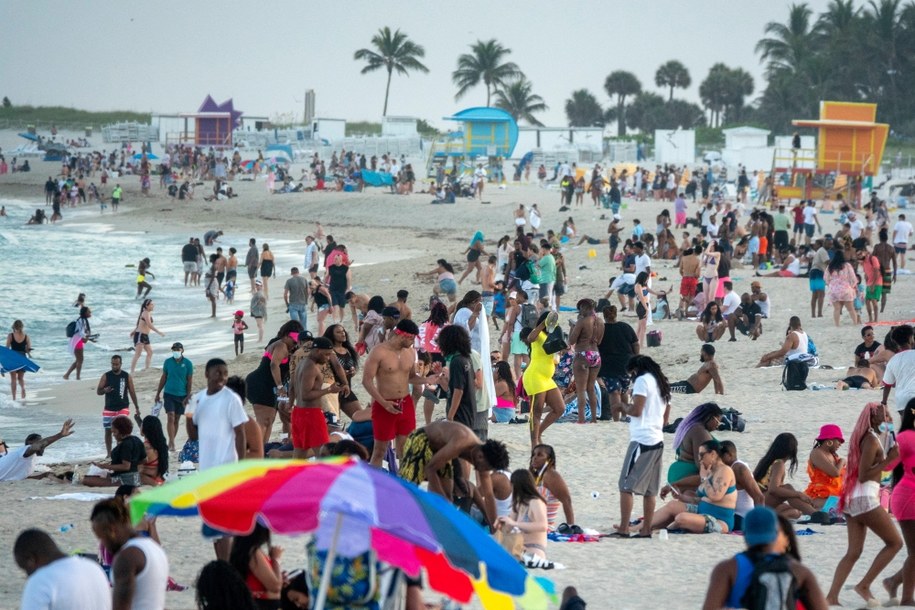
[514,259,531,281]
[718,408,746,432]
[740,553,797,610]
[527,260,542,284]
[647,329,662,347]
[782,359,808,391]
[519,303,538,329]
[65,320,78,338]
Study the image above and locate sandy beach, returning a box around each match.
[2,134,915,609]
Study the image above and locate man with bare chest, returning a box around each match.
[213,248,228,287]
[872,228,896,313]
[480,255,497,317]
[292,337,344,458]
[362,319,432,466]
[670,344,724,395]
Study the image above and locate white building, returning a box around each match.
[654,129,695,165]
[722,126,773,172]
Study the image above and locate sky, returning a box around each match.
[0,0,838,129]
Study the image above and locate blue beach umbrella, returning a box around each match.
[132,152,159,161]
[0,346,40,374]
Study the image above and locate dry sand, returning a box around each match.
[2,133,915,608]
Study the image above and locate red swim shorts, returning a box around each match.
[291,407,330,451]
[679,276,698,298]
[758,237,769,255]
[371,395,416,442]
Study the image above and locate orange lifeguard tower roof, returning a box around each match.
[792,101,888,176]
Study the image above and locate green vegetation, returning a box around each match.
[345,121,382,136]
[0,105,150,129]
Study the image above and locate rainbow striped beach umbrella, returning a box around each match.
[130,458,554,609]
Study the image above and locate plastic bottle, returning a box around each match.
[58,523,75,533]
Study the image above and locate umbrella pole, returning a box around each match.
[313,513,343,610]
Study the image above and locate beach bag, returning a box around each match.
[543,327,568,355]
[65,320,78,338]
[782,360,808,391]
[718,408,746,432]
[647,330,662,347]
[740,553,797,610]
[306,540,380,608]
[807,336,818,357]
[663,417,684,434]
[519,303,538,329]
[494,528,525,560]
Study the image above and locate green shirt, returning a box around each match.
[162,356,193,397]
[538,254,557,284]
[773,213,790,232]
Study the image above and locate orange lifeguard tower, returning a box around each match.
[771,101,889,204]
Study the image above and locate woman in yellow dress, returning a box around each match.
[522,311,565,447]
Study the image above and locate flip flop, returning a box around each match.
[604,531,631,538]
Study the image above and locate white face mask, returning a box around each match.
[172,351,182,360]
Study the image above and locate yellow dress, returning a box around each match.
[523,333,557,395]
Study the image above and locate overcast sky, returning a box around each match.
[1,0,837,129]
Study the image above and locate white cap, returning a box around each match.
[613,213,622,221]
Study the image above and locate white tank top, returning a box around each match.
[734,460,755,517]
[494,469,514,517]
[757,296,770,318]
[786,330,808,360]
[118,537,169,610]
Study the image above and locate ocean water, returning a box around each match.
[0,197,302,463]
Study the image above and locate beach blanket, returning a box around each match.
[361,170,394,187]
[29,492,113,502]
[547,532,601,543]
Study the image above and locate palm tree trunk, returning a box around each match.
[617,99,626,136]
[486,83,491,107]
[669,87,674,102]
[383,68,393,116]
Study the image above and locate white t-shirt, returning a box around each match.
[453,307,482,353]
[629,373,665,445]
[0,445,34,481]
[848,218,865,240]
[802,206,818,224]
[20,556,112,610]
[884,350,915,413]
[191,387,248,471]
[721,291,741,316]
[303,242,319,268]
[893,220,913,245]
[634,253,652,276]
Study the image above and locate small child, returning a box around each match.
[853,273,865,320]
[224,278,236,304]
[632,219,644,240]
[232,310,248,356]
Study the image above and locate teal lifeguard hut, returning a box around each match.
[427,107,518,175]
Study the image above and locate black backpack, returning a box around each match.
[519,303,538,329]
[781,360,808,391]
[65,320,78,338]
[740,553,797,610]
[718,408,746,432]
[514,259,531,281]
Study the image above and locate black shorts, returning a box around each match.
[226,269,237,281]
[330,290,346,307]
[774,230,789,250]
[670,380,696,394]
[308,263,318,274]
[216,272,225,284]
[132,332,149,345]
[247,266,258,279]
[636,303,647,320]
[163,393,186,416]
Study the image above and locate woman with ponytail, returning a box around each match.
[826,402,901,607]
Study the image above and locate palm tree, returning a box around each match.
[353,27,429,116]
[493,77,548,125]
[603,71,642,136]
[755,3,818,78]
[452,39,521,106]
[564,89,604,127]
[655,60,692,101]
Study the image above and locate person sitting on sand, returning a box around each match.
[0,419,75,482]
[719,441,766,530]
[652,440,737,534]
[83,416,146,487]
[496,470,549,564]
[670,344,724,395]
[663,402,723,492]
[756,316,809,367]
[530,444,577,533]
[804,424,846,510]
[734,292,763,340]
[695,302,726,343]
[756,246,802,278]
[836,360,881,390]
[399,420,509,528]
[753,432,817,518]
[702,506,829,610]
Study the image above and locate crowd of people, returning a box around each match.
[5,148,915,610]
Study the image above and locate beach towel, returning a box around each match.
[29,493,113,502]
[361,170,394,187]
